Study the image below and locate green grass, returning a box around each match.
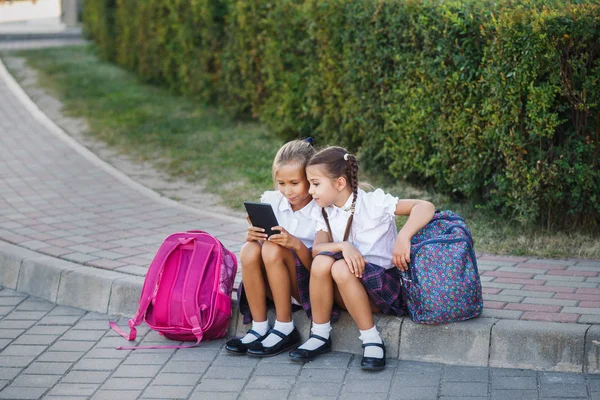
[3,45,599,259]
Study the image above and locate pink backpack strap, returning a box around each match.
[182,237,217,343]
[109,239,181,342]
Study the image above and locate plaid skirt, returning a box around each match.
[238,249,339,325]
[314,251,407,317]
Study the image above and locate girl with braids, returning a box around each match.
[289,146,435,370]
[226,139,319,357]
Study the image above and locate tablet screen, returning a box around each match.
[243,202,281,237]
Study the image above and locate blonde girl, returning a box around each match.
[289,146,435,370]
[226,139,318,357]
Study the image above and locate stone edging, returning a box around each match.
[2,240,600,374]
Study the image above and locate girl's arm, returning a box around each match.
[394,199,436,235]
[393,199,436,270]
[312,231,366,278]
[311,230,339,257]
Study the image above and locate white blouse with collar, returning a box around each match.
[260,191,319,248]
[311,188,399,269]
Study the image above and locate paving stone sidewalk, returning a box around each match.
[1,287,599,400]
[0,63,248,275]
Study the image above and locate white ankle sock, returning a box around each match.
[298,321,331,351]
[261,319,294,347]
[359,326,384,358]
[241,320,269,344]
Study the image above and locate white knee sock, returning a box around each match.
[359,326,384,358]
[241,320,270,344]
[298,321,331,351]
[261,319,294,347]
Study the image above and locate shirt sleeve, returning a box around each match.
[311,206,329,233]
[259,190,281,207]
[363,189,399,221]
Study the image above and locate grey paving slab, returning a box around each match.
[0,289,596,400]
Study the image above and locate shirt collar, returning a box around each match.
[326,191,358,218]
[279,197,315,217]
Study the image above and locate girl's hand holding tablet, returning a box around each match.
[267,226,300,250]
[245,216,268,242]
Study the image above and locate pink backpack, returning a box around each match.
[110,231,238,349]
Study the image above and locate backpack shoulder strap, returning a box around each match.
[182,236,217,343]
[109,238,181,341]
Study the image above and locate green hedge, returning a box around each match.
[83,0,600,227]
[82,0,116,61]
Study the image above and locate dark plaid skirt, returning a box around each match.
[238,249,340,324]
[315,251,407,317]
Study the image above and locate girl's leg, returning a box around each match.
[241,241,268,323]
[226,241,271,352]
[309,254,336,324]
[294,255,336,353]
[261,241,297,323]
[240,242,271,339]
[249,241,301,351]
[331,260,384,361]
[330,260,374,330]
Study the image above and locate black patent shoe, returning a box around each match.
[289,334,332,362]
[225,329,269,354]
[361,342,386,371]
[246,328,301,357]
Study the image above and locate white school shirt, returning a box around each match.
[260,191,319,248]
[311,188,399,269]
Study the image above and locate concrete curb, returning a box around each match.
[2,241,599,374]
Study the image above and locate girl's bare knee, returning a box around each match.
[331,260,353,285]
[240,241,262,269]
[311,255,334,279]
[261,240,286,265]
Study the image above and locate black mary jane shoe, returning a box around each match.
[246,328,301,357]
[289,334,332,362]
[361,342,386,371]
[225,329,269,354]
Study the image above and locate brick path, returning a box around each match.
[1,288,599,400]
[0,64,248,280]
[478,255,600,324]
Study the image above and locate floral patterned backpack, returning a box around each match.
[400,211,483,325]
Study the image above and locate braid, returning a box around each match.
[342,155,359,242]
